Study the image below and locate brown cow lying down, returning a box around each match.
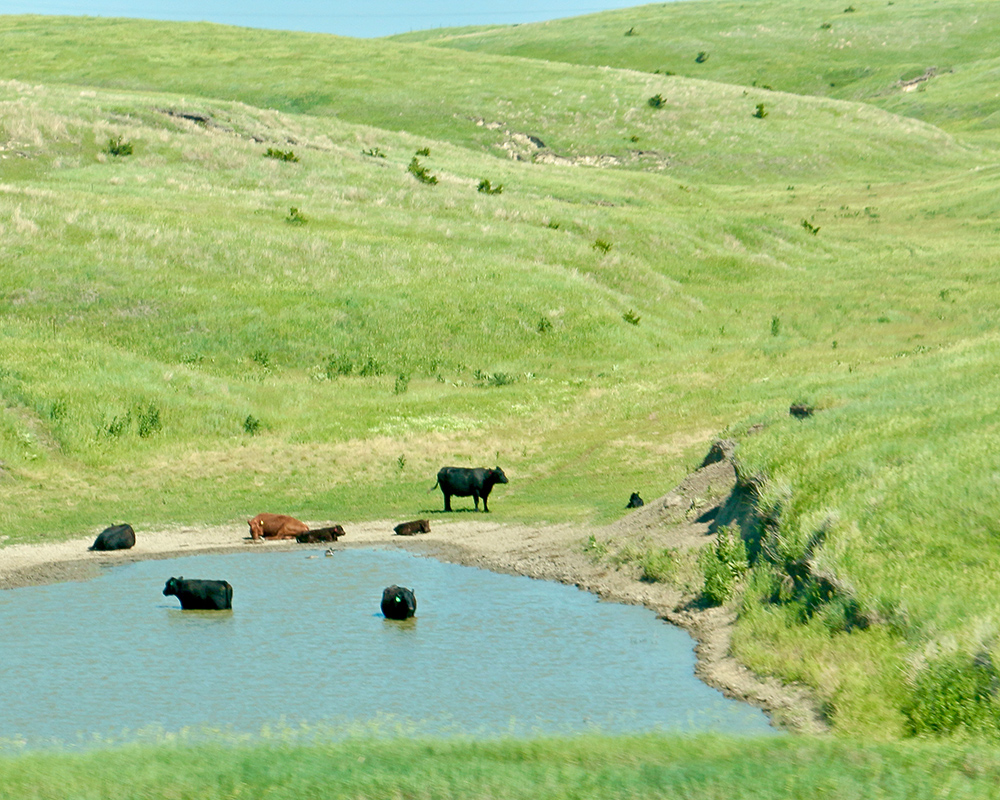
[248,513,309,541]
[394,519,431,536]
[296,525,346,543]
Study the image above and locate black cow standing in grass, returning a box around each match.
[88,524,136,551]
[433,466,508,513]
[626,492,644,509]
[163,577,233,610]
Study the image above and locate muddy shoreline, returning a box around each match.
[0,514,828,736]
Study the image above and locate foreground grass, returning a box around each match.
[4,734,1000,799]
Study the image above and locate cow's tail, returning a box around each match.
[428,480,439,494]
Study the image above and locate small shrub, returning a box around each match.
[639,548,677,583]
[624,27,637,37]
[397,454,406,471]
[904,652,1000,736]
[415,147,431,157]
[408,157,438,185]
[695,51,709,63]
[357,356,385,377]
[264,148,298,162]
[647,94,665,109]
[487,372,517,387]
[325,354,354,378]
[593,239,612,254]
[623,309,641,326]
[105,411,131,438]
[844,5,856,12]
[243,414,261,435]
[537,317,553,334]
[394,372,410,395]
[136,402,162,438]
[801,219,820,235]
[700,523,749,605]
[286,207,307,225]
[753,103,768,119]
[250,350,272,370]
[362,147,386,158]
[105,136,133,157]
[770,316,781,336]
[583,534,609,560]
[477,178,503,195]
[546,221,561,230]
[820,21,833,29]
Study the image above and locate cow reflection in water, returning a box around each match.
[163,577,233,610]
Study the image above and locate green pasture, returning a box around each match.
[5,733,1000,799]
[2,0,1000,761]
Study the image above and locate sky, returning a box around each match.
[1,1,673,39]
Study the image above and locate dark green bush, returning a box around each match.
[623,309,641,326]
[362,147,385,158]
[105,136,133,157]
[408,157,438,185]
[136,402,162,438]
[904,652,1000,736]
[801,219,820,235]
[477,178,503,195]
[753,103,768,119]
[700,523,749,605]
[593,239,612,254]
[325,353,354,378]
[647,94,665,109]
[286,207,307,225]
[243,414,261,435]
[415,147,430,157]
[264,148,298,162]
[394,373,410,395]
[695,51,709,63]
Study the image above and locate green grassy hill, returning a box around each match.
[2,0,1000,742]
[391,0,1000,143]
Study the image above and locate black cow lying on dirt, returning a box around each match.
[88,524,136,551]
[381,585,416,620]
[163,577,233,610]
[432,466,508,513]
[295,525,346,543]
[394,519,431,536]
[626,492,644,508]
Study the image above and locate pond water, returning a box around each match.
[0,548,776,748]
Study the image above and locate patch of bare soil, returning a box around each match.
[0,452,827,735]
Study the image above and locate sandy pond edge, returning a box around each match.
[0,518,829,736]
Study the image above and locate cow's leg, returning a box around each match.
[482,496,490,513]
[443,492,452,511]
[473,492,481,511]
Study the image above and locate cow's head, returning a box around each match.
[247,518,263,540]
[491,466,509,484]
[163,576,183,596]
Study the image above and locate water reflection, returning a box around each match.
[0,548,777,748]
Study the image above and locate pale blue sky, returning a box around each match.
[2,1,677,38]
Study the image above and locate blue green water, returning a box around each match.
[0,548,776,748]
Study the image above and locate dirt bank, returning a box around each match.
[0,476,828,735]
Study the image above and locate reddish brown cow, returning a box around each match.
[247,513,309,542]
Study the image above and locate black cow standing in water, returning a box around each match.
[163,577,233,610]
[381,585,416,620]
[88,524,136,551]
[433,466,508,513]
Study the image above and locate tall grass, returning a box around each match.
[4,733,1000,799]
